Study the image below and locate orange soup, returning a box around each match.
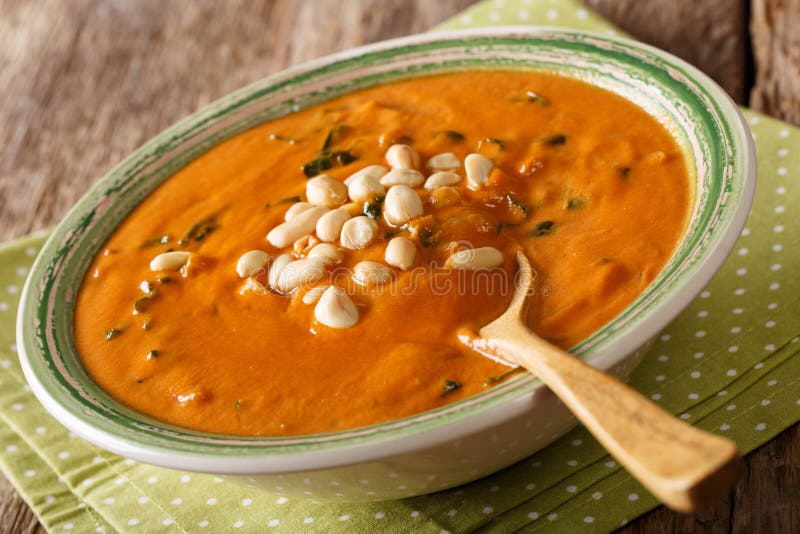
[74,71,690,436]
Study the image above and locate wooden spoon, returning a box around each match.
[462,251,742,512]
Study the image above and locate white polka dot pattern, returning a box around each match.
[0,1,798,533]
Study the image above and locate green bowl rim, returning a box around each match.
[17,26,756,473]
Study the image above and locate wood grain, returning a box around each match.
[0,0,797,532]
[0,0,476,243]
[750,0,800,125]
[585,0,751,103]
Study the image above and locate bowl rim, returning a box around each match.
[17,25,756,474]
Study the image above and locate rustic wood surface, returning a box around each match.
[585,0,752,103]
[0,0,797,532]
[750,0,800,124]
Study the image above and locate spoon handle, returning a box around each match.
[487,326,742,512]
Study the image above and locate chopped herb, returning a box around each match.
[105,328,122,341]
[478,137,505,150]
[566,197,585,210]
[542,134,567,146]
[234,400,242,410]
[363,202,381,220]
[266,195,302,208]
[179,212,221,245]
[321,130,335,152]
[363,195,385,220]
[434,130,465,142]
[320,125,347,152]
[332,149,357,165]
[135,378,146,384]
[497,222,519,235]
[133,290,157,314]
[302,156,332,177]
[419,227,436,247]
[531,220,555,237]
[302,126,358,177]
[157,275,172,284]
[139,234,170,248]
[617,166,631,179]
[484,367,523,385]
[507,194,529,218]
[441,379,462,398]
[383,230,401,239]
[142,319,151,330]
[146,349,159,360]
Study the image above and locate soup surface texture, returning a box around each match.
[74,71,690,436]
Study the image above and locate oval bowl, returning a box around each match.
[17,27,755,501]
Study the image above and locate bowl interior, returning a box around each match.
[18,28,753,460]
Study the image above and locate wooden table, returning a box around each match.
[1,1,797,531]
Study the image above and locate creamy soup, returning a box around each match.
[74,71,690,436]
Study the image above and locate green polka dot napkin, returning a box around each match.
[2,1,799,532]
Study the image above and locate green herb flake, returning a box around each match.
[139,234,170,248]
[133,290,158,314]
[566,198,585,210]
[435,130,465,142]
[234,400,242,410]
[142,319,151,331]
[363,202,382,220]
[146,349,159,360]
[266,195,302,208]
[320,128,335,152]
[617,166,631,179]
[105,328,121,341]
[479,137,505,150]
[419,227,436,248]
[178,213,221,245]
[531,220,555,237]
[484,367,523,386]
[303,157,332,178]
[542,134,567,146]
[135,378,146,384]
[157,275,172,284]
[332,150,357,166]
[441,379,462,398]
[320,125,348,152]
[507,194,529,218]
[362,196,385,220]
[302,126,358,177]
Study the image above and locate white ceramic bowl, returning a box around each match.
[17,27,755,501]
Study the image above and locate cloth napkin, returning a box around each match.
[1,0,798,532]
